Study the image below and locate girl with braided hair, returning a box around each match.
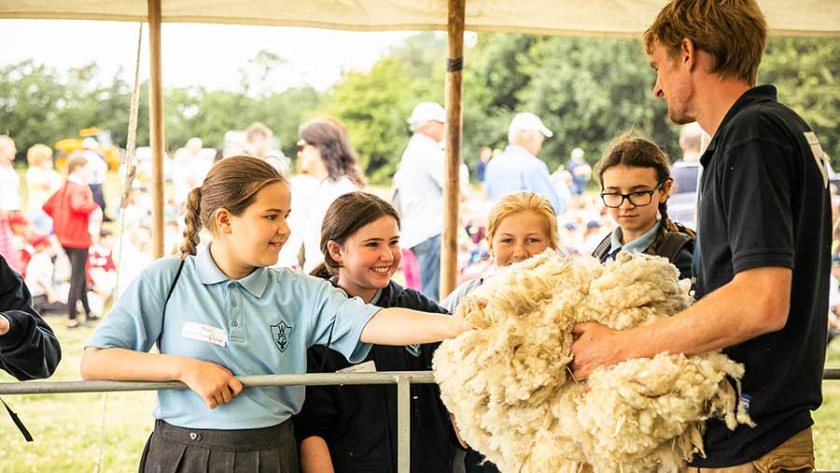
[81,156,468,472]
[591,134,695,279]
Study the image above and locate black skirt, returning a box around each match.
[139,419,299,473]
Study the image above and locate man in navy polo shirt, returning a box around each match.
[570,0,831,471]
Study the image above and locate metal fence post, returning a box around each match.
[396,374,411,472]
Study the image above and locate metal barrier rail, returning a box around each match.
[0,372,432,472]
[0,371,435,394]
[0,369,838,472]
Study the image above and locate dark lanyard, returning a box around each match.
[159,259,186,349]
[1,396,33,441]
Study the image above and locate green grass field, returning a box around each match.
[0,321,156,472]
[0,322,838,472]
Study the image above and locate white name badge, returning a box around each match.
[337,360,377,374]
[181,321,228,347]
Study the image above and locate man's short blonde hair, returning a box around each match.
[643,0,767,86]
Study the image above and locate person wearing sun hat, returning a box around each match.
[485,112,565,215]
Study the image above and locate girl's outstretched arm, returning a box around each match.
[81,347,243,409]
[360,308,469,345]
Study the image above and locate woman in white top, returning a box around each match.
[286,117,366,273]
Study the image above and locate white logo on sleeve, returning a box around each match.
[181,321,228,347]
[805,131,830,189]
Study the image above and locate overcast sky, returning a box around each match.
[1,20,418,92]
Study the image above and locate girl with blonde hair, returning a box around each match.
[442,191,558,473]
[444,191,559,309]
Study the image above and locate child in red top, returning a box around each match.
[43,153,101,327]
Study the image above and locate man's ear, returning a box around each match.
[681,38,698,71]
[327,240,344,266]
[214,208,232,234]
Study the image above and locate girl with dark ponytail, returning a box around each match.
[295,192,454,472]
[81,157,468,473]
[591,134,695,279]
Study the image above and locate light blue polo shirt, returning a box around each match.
[87,245,379,430]
[609,219,662,255]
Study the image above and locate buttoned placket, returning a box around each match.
[227,282,245,343]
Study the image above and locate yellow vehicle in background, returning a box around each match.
[54,127,122,172]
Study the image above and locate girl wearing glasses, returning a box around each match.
[591,135,695,279]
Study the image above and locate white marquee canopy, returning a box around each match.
[2,0,839,36]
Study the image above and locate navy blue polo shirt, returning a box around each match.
[691,85,831,467]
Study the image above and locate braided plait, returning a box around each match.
[180,187,203,258]
[646,199,674,256]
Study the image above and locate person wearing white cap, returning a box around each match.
[392,102,447,300]
[484,112,566,214]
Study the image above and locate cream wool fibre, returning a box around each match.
[433,251,753,473]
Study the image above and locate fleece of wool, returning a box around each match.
[434,251,752,473]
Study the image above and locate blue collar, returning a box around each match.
[196,245,269,298]
[609,220,661,254]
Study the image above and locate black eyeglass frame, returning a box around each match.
[600,181,665,208]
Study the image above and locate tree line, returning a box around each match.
[1,33,837,185]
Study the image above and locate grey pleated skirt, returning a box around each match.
[139,419,299,473]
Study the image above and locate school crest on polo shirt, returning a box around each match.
[270,321,293,353]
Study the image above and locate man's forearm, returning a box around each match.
[571,267,792,380]
[624,267,791,359]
